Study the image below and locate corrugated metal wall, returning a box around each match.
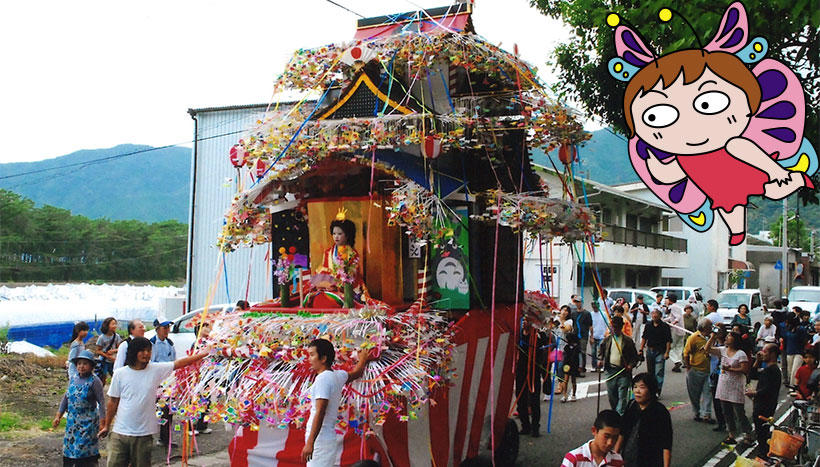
[187,106,271,312]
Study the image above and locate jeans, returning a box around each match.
[606,367,631,415]
[645,347,667,394]
[590,338,603,369]
[686,369,712,418]
[721,400,753,438]
[711,373,725,426]
[580,334,589,370]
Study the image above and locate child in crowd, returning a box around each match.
[93,317,121,384]
[53,350,106,467]
[67,321,90,380]
[795,351,817,400]
[561,333,580,402]
[562,410,624,466]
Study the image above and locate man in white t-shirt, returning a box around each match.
[665,294,686,372]
[100,336,209,467]
[112,319,147,371]
[562,409,624,466]
[704,299,723,328]
[301,338,375,466]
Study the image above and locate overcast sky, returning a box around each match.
[1,0,579,163]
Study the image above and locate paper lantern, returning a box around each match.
[229,145,246,168]
[255,158,267,179]
[420,135,441,159]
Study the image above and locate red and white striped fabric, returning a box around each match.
[416,268,431,301]
[228,305,518,467]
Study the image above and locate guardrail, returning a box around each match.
[600,224,687,252]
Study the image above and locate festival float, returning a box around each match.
[161,3,595,466]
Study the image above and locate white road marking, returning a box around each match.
[702,398,792,466]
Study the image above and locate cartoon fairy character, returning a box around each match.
[607,2,818,245]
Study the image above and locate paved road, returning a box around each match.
[512,363,794,467]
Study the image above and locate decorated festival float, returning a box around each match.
[163,3,595,466]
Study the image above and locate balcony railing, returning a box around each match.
[600,224,687,252]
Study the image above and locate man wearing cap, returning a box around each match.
[150,318,176,447]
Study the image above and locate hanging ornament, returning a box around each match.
[229,145,246,168]
[255,158,267,179]
[558,144,577,165]
[420,134,441,159]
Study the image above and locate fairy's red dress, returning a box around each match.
[676,148,768,211]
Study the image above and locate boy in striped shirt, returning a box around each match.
[562,410,624,466]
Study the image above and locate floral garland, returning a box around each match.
[274,246,297,285]
[276,32,539,92]
[217,196,271,252]
[158,307,455,435]
[330,245,358,285]
[473,191,598,243]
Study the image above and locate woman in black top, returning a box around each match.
[617,373,673,466]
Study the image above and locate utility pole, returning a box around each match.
[781,198,788,299]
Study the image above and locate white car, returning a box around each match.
[715,289,764,326]
[788,286,820,319]
[651,286,705,316]
[607,288,658,306]
[145,303,236,352]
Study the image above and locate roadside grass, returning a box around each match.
[0,410,66,433]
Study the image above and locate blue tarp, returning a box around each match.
[8,319,97,349]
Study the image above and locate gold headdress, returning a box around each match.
[335,207,348,221]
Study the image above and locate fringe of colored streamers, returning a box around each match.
[157,306,455,436]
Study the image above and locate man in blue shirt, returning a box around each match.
[151,318,176,447]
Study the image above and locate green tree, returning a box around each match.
[531,0,819,204]
[768,209,813,252]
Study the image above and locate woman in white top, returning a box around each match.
[705,331,752,444]
[556,305,574,397]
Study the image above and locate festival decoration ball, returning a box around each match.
[658,8,672,22]
[607,13,620,27]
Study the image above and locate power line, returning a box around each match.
[325,0,364,18]
[0,129,244,182]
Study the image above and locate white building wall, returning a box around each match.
[617,183,745,300]
[187,105,272,312]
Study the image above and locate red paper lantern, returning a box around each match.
[420,135,441,159]
[558,144,577,165]
[229,145,245,168]
[255,158,266,179]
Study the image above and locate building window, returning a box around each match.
[626,269,637,288]
[626,214,638,230]
[576,265,611,287]
[665,217,683,233]
[602,208,612,225]
[662,277,683,286]
[638,269,654,287]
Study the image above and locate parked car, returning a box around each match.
[714,289,764,327]
[788,286,820,318]
[651,286,705,316]
[144,303,236,352]
[607,288,657,307]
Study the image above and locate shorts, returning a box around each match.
[106,433,152,467]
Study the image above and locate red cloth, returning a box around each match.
[795,364,814,399]
[676,148,768,211]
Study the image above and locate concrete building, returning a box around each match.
[614,182,752,300]
[523,167,688,304]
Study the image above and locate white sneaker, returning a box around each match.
[560,396,568,403]
[543,394,551,401]
[569,395,577,402]
[199,428,213,434]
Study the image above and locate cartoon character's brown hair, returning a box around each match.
[623,50,761,137]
